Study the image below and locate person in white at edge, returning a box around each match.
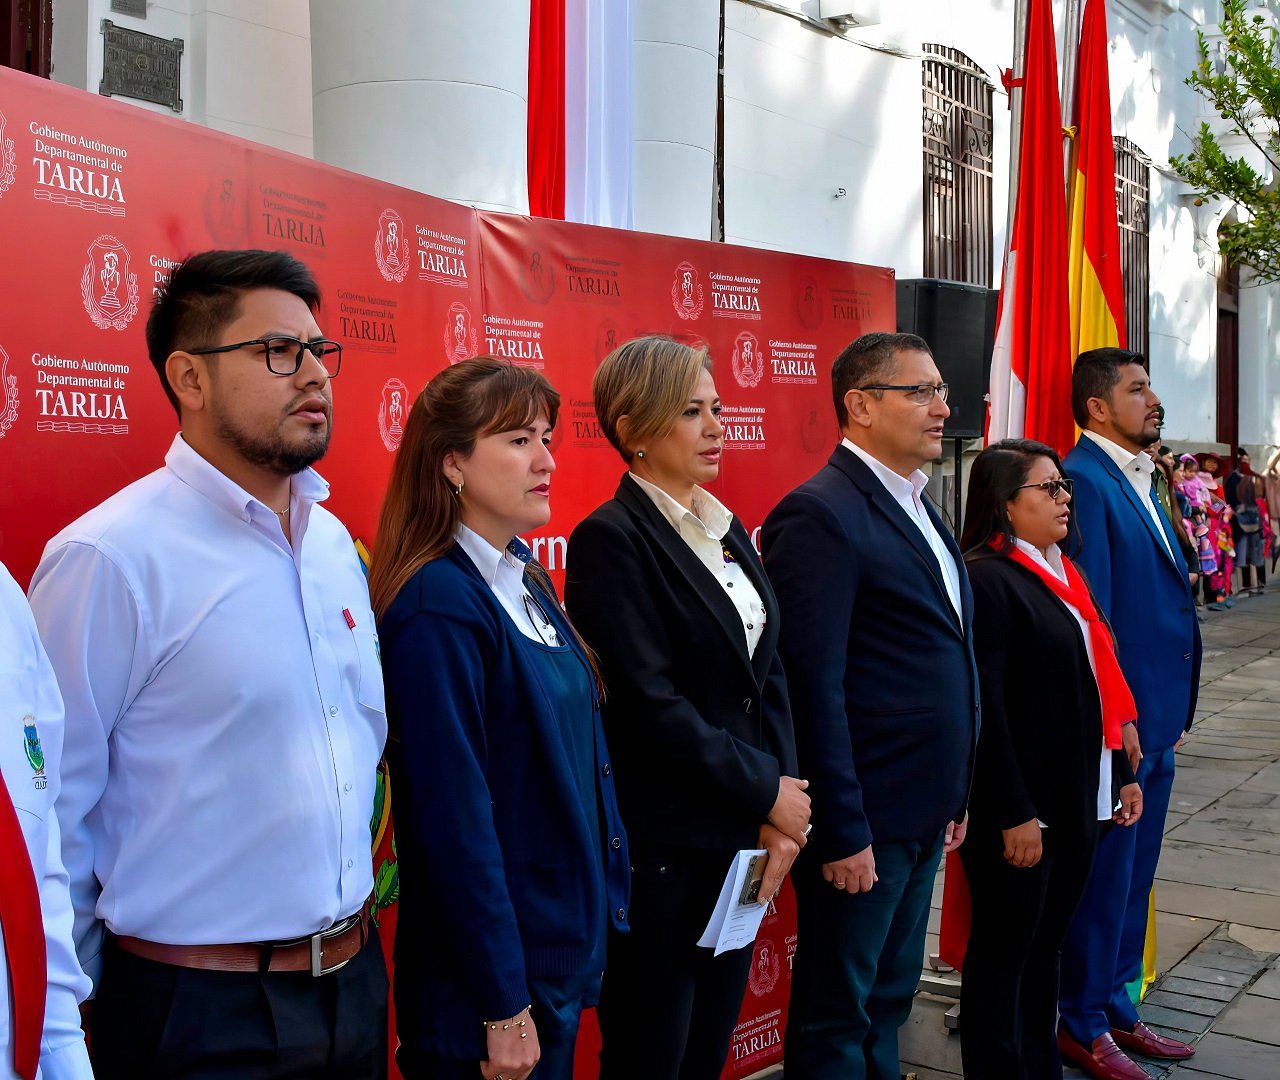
[27,250,389,1080]
[0,562,93,1080]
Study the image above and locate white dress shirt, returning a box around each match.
[629,474,767,657]
[455,526,560,645]
[0,564,93,1080]
[1014,541,1114,821]
[841,439,962,616]
[1082,430,1173,559]
[27,434,387,985]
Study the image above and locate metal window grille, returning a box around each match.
[922,45,995,286]
[1114,137,1150,359]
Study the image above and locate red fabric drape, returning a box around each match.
[0,775,47,1080]
[528,0,566,219]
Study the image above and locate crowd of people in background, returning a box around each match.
[0,249,1216,1080]
[1163,445,1280,611]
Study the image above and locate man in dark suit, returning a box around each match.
[763,331,979,1080]
[1057,349,1202,1080]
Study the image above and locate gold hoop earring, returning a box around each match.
[453,479,463,496]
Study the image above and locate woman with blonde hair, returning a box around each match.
[565,335,809,1079]
[369,357,629,1080]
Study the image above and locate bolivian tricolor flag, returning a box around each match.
[1067,0,1127,356]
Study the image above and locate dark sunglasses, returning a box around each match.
[1018,478,1073,500]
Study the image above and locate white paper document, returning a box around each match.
[697,848,770,956]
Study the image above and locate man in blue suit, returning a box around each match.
[1057,348,1202,1080]
[763,332,979,1080]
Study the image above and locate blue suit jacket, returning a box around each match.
[762,445,980,861]
[378,544,629,1059]
[1063,436,1202,751]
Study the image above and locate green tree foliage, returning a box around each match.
[1171,0,1280,282]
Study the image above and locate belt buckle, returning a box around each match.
[309,914,356,977]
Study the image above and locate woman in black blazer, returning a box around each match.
[956,439,1143,1080]
[565,335,809,1080]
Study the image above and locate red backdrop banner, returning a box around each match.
[0,65,894,1079]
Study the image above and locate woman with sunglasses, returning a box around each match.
[953,439,1142,1080]
[367,358,629,1080]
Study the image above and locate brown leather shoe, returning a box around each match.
[1057,1029,1151,1080]
[1111,1021,1196,1060]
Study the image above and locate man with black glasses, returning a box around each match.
[29,249,389,1079]
[763,332,979,1080]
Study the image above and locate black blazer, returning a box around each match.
[965,550,1136,838]
[761,445,980,861]
[564,475,798,851]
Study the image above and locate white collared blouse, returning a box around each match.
[629,474,767,657]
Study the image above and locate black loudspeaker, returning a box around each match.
[896,278,998,439]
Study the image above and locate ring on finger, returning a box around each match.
[835,879,847,888]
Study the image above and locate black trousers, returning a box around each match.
[91,927,389,1080]
[596,844,752,1080]
[957,823,1096,1080]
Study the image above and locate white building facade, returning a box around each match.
[37,0,1280,458]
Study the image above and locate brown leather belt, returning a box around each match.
[115,896,374,977]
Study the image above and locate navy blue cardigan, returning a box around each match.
[379,543,630,1060]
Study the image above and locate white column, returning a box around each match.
[632,0,720,239]
[309,0,531,213]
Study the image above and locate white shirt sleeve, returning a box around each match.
[36,634,93,1080]
[0,564,93,1080]
[28,539,151,987]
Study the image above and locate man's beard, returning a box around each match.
[1117,417,1158,449]
[213,400,331,475]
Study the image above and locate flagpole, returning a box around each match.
[1005,0,1029,241]
[1060,0,1084,184]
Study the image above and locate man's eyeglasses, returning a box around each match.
[188,337,343,378]
[857,383,949,406]
[1019,478,1073,500]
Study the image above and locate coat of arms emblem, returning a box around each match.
[732,331,765,389]
[24,717,45,777]
[375,209,409,283]
[0,346,17,439]
[671,261,705,321]
[0,108,16,199]
[81,235,140,330]
[443,303,479,365]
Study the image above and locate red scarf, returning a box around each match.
[1004,543,1135,749]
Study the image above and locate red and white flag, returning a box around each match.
[528,0,635,227]
[986,0,1074,454]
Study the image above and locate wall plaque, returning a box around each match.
[109,0,148,17]
[99,20,183,113]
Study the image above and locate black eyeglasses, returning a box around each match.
[857,383,949,405]
[188,336,343,378]
[1019,478,1073,500]
[522,592,560,647]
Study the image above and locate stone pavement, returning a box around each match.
[893,587,1280,1080]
